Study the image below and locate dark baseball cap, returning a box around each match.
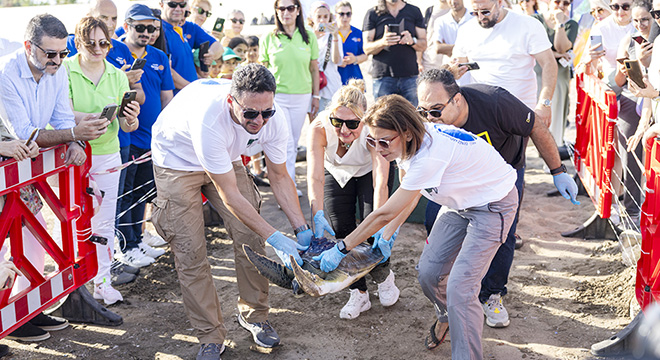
[126,4,158,21]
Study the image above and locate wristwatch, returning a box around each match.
[293,224,310,236]
[541,99,552,107]
[336,240,349,254]
[412,37,418,45]
[550,163,567,175]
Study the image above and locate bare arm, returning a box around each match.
[364,27,400,56]
[266,158,308,229]
[528,116,562,170]
[371,148,391,209]
[309,59,320,117]
[209,40,223,60]
[160,90,174,109]
[306,119,327,215]
[436,41,454,56]
[533,48,558,127]
[171,68,190,90]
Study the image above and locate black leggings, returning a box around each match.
[323,163,395,291]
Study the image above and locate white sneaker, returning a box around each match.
[142,230,167,247]
[120,248,155,268]
[377,270,400,307]
[482,293,510,328]
[340,289,371,319]
[93,281,123,305]
[139,241,166,259]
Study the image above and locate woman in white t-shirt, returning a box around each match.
[306,80,398,320]
[309,1,343,113]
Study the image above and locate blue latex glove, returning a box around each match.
[553,172,580,205]
[266,231,306,269]
[312,244,347,272]
[372,226,400,263]
[313,210,335,238]
[296,228,313,249]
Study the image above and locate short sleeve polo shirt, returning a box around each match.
[259,28,319,94]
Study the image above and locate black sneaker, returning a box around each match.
[237,314,280,348]
[29,313,69,331]
[6,322,50,342]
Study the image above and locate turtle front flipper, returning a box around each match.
[290,255,326,297]
[243,244,294,289]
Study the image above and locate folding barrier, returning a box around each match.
[0,144,96,338]
[638,137,660,309]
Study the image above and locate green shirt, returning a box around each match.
[259,27,319,94]
[64,54,129,155]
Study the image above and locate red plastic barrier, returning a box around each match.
[573,72,618,218]
[0,144,96,338]
[638,138,660,309]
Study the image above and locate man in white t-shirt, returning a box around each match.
[452,0,558,127]
[150,64,314,360]
[434,0,473,84]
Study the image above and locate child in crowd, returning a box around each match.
[246,35,260,64]
[227,36,248,62]
[209,59,222,78]
[219,48,241,79]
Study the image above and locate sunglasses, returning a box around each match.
[232,96,276,120]
[609,3,631,11]
[166,1,187,8]
[470,4,497,17]
[86,39,111,49]
[591,7,606,14]
[329,116,360,130]
[366,134,400,149]
[554,0,571,6]
[651,9,660,19]
[416,93,457,119]
[231,18,245,24]
[131,24,158,33]
[32,42,70,59]
[337,11,352,17]
[194,6,211,16]
[277,4,298,13]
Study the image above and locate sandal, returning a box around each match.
[424,320,449,350]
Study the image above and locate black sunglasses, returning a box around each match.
[417,93,457,119]
[277,4,298,12]
[337,11,352,17]
[366,134,400,149]
[329,116,360,130]
[232,96,276,120]
[194,6,211,16]
[131,24,158,33]
[609,3,631,11]
[167,1,187,8]
[651,9,660,18]
[32,42,70,59]
[231,18,245,24]
[86,39,111,49]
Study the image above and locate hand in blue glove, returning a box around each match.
[312,244,346,273]
[313,210,335,238]
[372,226,400,263]
[296,228,313,249]
[553,172,580,205]
[267,231,306,269]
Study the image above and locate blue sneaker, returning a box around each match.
[196,343,225,360]
[238,314,280,347]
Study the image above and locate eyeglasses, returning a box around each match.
[609,3,631,11]
[231,18,245,24]
[277,4,298,13]
[32,42,70,59]
[652,9,660,19]
[194,6,211,16]
[232,96,276,120]
[337,11,352,17]
[554,0,571,6]
[329,116,360,130]
[86,39,111,49]
[166,1,187,8]
[591,7,606,15]
[416,93,457,119]
[470,3,497,17]
[130,24,158,33]
[366,134,400,149]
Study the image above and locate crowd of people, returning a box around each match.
[0,0,657,359]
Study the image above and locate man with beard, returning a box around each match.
[0,14,109,342]
[115,4,174,269]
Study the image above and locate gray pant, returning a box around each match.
[417,186,518,360]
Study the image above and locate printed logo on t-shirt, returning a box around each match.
[433,124,476,145]
[150,63,165,71]
[116,57,126,65]
[352,38,361,43]
[425,187,438,195]
[186,34,192,39]
[247,139,258,147]
[474,131,492,146]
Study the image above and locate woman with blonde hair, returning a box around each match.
[306,80,400,319]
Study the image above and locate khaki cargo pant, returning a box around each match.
[152,162,268,344]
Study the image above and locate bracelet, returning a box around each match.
[312,95,321,100]
[550,163,567,175]
[70,127,76,142]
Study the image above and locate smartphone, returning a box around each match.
[213,17,225,32]
[459,62,480,71]
[590,35,603,52]
[118,90,137,118]
[616,57,629,64]
[100,104,118,121]
[25,128,38,146]
[130,58,146,71]
[624,60,647,88]
[633,35,647,44]
[388,19,405,35]
[318,23,326,32]
[198,41,210,72]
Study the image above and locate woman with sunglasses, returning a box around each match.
[64,16,141,306]
[591,0,614,22]
[335,1,367,85]
[222,9,246,47]
[313,94,518,360]
[583,0,634,75]
[309,1,343,112]
[306,80,399,319]
[260,0,320,195]
[189,0,212,27]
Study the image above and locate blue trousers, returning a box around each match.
[372,76,418,107]
[425,167,525,302]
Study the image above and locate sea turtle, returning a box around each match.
[243,237,384,297]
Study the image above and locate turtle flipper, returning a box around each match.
[290,255,327,297]
[243,244,294,289]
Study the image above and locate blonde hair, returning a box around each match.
[328,79,367,119]
[191,0,211,8]
[335,1,352,12]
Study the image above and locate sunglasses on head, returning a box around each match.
[194,6,211,16]
[277,4,298,13]
[167,1,187,8]
[232,96,276,120]
[609,3,631,11]
[337,11,352,17]
[366,134,400,149]
[86,39,111,49]
[329,116,360,130]
[231,18,245,24]
[554,0,571,6]
[32,42,70,59]
[131,24,158,33]
[651,9,660,18]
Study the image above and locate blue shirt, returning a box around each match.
[163,20,216,86]
[122,44,174,149]
[67,35,134,69]
[0,50,75,139]
[337,26,364,84]
[181,21,215,49]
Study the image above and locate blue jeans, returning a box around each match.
[424,166,525,302]
[372,76,418,107]
[116,145,155,252]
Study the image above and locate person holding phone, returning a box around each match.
[309,1,343,112]
[64,16,141,306]
[335,1,367,84]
